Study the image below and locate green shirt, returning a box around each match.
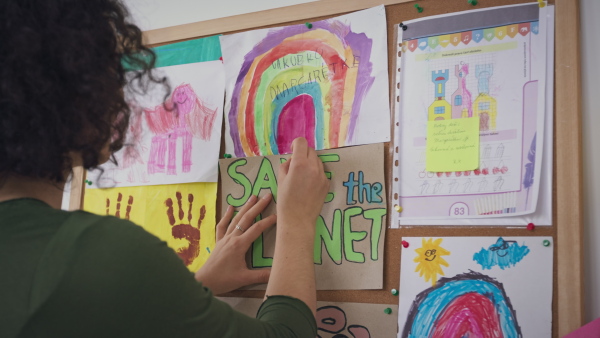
[0,199,316,338]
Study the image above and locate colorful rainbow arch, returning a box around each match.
[402,271,522,338]
[228,20,374,157]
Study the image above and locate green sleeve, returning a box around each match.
[20,215,316,338]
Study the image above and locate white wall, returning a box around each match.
[121,0,600,325]
[123,0,317,31]
[581,0,600,324]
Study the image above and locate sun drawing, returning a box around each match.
[414,238,451,286]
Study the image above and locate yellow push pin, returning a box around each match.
[537,0,546,8]
[394,205,403,213]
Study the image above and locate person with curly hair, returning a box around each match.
[0,1,329,337]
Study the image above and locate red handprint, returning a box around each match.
[105,193,133,220]
[165,192,206,266]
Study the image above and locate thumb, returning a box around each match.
[245,268,271,285]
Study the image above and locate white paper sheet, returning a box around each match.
[398,236,553,338]
[88,60,225,187]
[220,6,391,158]
[391,4,555,225]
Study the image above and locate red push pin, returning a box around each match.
[219,56,223,62]
[527,222,535,231]
[402,240,410,248]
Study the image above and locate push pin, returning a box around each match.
[414,4,423,13]
[206,247,211,253]
[391,288,399,296]
[526,222,535,231]
[399,23,408,31]
[85,180,92,186]
[394,205,403,213]
[219,56,223,62]
[224,153,232,158]
[542,240,551,247]
[537,0,546,8]
[305,22,313,29]
[384,307,393,315]
[468,0,478,5]
[402,240,409,248]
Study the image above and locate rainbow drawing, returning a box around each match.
[224,9,383,157]
[402,271,521,338]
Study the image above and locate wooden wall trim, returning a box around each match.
[555,0,584,334]
[142,0,412,45]
[68,166,85,211]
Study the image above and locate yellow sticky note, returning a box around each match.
[84,182,217,272]
[426,117,480,172]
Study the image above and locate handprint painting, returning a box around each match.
[87,36,225,187]
[220,6,390,157]
[84,182,217,272]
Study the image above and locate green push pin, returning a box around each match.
[384,307,393,315]
[305,22,313,29]
[543,240,551,247]
[391,289,399,296]
[468,0,478,5]
[414,4,423,13]
[223,154,232,158]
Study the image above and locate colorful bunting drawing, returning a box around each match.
[221,6,390,157]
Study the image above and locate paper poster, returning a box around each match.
[398,236,553,338]
[84,182,217,272]
[220,6,390,158]
[88,36,225,188]
[220,297,399,337]
[219,143,386,290]
[392,4,554,224]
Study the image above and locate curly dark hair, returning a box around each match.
[0,0,167,183]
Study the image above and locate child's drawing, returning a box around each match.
[221,6,390,157]
[473,237,530,270]
[144,83,218,175]
[414,238,451,286]
[401,271,521,338]
[399,236,553,337]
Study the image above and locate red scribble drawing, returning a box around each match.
[165,192,206,266]
[145,83,218,175]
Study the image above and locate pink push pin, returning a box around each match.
[402,240,410,248]
[527,223,535,231]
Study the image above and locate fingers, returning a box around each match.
[228,193,273,236]
[291,137,308,160]
[226,195,257,235]
[216,205,233,241]
[241,214,277,243]
[278,157,291,181]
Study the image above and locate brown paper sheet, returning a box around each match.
[219,296,399,337]
[219,143,387,290]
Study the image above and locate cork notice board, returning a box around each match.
[71,0,583,336]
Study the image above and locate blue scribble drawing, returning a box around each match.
[473,237,530,270]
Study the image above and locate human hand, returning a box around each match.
[194,194,276,295]
[277,138,330,235]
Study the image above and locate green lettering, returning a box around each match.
[226,159,252,207]
[363,208,386,261]
[313,211,342,265]
[318,154,340,203]
[251,158,278,201]
[343,206,367,263]
[251,214,273,268]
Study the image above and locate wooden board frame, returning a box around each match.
[72,0,583,335]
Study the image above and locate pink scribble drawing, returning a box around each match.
[117,101,149,183]
[144,83,218,175]
[451,63,473,119]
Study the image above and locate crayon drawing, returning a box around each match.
[399,236,553,338]
[88,37,225,188]
[221,6,390,157]
[84,182,218,272]
[473,237,530,270]
[414,238,451,286]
